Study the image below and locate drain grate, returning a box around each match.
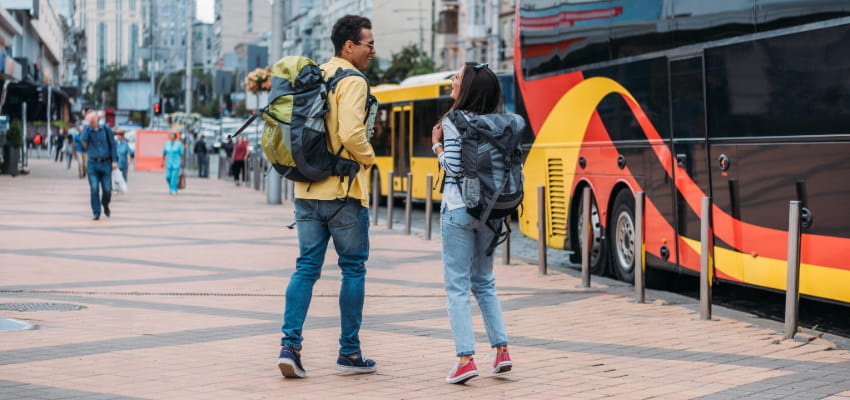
[0,303,87,312]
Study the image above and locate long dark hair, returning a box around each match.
[450,62,502,115]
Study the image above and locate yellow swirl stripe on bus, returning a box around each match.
[681,237,850,304]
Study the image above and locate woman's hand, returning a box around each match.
[431,122,443,145]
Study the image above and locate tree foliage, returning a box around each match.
[382,44,437,83]
[86,64,127,109]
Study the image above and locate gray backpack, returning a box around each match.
[447,110,525,253]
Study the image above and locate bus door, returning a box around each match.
[392,105,412,193]
[668,54,712,274]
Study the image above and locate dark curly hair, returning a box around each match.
[331,15,372,56]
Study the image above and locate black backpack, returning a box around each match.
[447,110,525,254]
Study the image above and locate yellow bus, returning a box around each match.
[370,74,454,202]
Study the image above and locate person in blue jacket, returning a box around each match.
[114,129,133,182]
[80,111,118,220]
[161,131,183,195]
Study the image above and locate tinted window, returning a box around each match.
[586,58,670,141]
[756,0,850,33]
[672,0,756,48]
[371,105,392,156]
[519,0,613,77]
[670,57,705,139]
[706,23,850,137]
[412,99,452,157]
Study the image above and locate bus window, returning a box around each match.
[371,105,392,156]
[412,99,453,157]
[706,23,850,138]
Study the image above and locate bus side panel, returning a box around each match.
[705,23,850,304]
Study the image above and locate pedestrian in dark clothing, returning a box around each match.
[194,137,209,178]
[81,111,118,220]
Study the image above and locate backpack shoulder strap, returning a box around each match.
[327,68,371,98]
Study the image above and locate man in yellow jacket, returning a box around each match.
[278,14,378,379]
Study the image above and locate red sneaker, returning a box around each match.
[492,349,512,373]
[446,358,478,384]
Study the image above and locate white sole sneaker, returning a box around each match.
[278,358,307,378]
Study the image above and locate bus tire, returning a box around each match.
[609,189,636,283]
[570,187,608,275]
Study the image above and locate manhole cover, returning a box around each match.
[0,303,87,312]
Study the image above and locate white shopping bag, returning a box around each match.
[112,169,128,193]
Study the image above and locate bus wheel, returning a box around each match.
[609,189,636,283]
[572,188,608,274]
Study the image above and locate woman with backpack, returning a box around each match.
[432,62,514,384]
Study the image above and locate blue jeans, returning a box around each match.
[281,198,370,355]
[119,165,128,182]
[441,206,508,356]
[165,167,180,193]
[87,161,112,217]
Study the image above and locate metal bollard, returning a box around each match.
[700,196,714,320]
[405,172,413,235]
[503,215,511,265]
[372,167,380,226]
[580,187,591,287]
[784,201,802,340]
[538,185,548,275]
[387,171,394,230]
[635,192,646,303]
[425,174,433,240]
[253,159,262,190]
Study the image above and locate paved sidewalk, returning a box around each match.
[1,159,849,400]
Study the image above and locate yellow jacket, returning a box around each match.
[293,57,376,207]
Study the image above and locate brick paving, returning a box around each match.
[1,158,849,400]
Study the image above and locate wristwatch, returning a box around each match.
[432,142,443,154]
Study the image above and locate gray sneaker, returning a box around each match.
[335,351,377,374]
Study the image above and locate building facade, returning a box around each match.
[80,0,145,82]
[213,0,271,66]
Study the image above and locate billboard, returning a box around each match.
[117,80,153,111]
[135,130,179,171]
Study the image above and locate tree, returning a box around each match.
[383,44,437,83]
[86,64,127,109]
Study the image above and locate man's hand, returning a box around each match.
[112,162,118,170]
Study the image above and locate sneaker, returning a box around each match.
[278,345,307,378]
[335,351,377,374]
[446,358,478,384]
[103,206,110,217]
[492,349,512,373]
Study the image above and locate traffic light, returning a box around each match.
[154,101,161,115]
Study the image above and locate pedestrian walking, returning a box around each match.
[277,14,378,379]
[53,133,63,162]
[62,129,75,169]
[81,111,117,220]
[74,123,87,178]
[32,132,42,159]
[114,129,132,182]
[161,131,183,195]
[193,136,209,178]
[230,137,248,185]
[432,62,513,384]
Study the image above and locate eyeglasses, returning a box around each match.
[354,40,375,49]
[473,63,489,70]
